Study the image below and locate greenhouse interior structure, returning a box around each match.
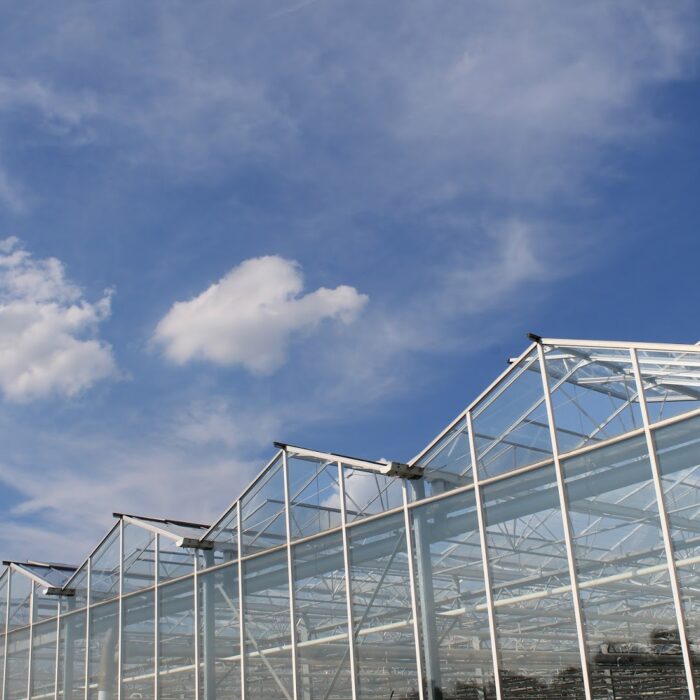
[4,336,700,700]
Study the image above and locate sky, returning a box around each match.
[0,0,699,564]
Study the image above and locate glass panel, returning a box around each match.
[242,549,293,699]
[287,456,342,539]
[56,609,87,699]
[33,583,58,622]
[30,619,57,699]
[655,414,700,693]
[90,527,120,603]
[198,563,241,700]
[87,600,118,700]
[158,577,195,699]
[207,506,238,561]
[563,435,690,698]
[409,489,497,699]
[292,531,352,700]
[343,468,402,522]
[347,510,419,700]
[158,538,194,583]
[123,523,155,593]
[638,349,700,424]
[63,564,88,611]
[5,628,30,700]
[414,416,473,498]
[544,345,642,454]
[0,569,7,629]
[240,457,287,555]
[8,570,32,629]
[122,590,155,700]
[472,349,552,479]
[482,465,585,698]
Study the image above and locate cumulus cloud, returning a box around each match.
[154,255,368,373]
[0,237,116,401]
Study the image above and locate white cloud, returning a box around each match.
[154,255,368,373]
[0,237,116,401]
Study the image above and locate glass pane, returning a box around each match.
[563,435,690,698]
[90,527,120,603]
[87,600,118,700]
[544,345,642,454]
[122,590,155,700]
[8,570,32,629]
[343,468,402,522]
[240,456,287,555]
[159,577,195,699]
[414,416,473,498]
[63,564,88,611]
[158,538,194,583]
[30,619,57,699]
[409,490,496,699]
[33,583,58,622]
[0,569,7,630]
[482,465,585,698]
[293,531,351,700]
[242,548,293,699]
[206,504,238,560]
[123,523,155,593]
[198,563,241,700]
[57,609,87,699]
[287,456,342,539]
[655,414,700,693]
[638,349,700,424]
[5,628,30,700]
[347,511,419,700]
[472,350,552,479]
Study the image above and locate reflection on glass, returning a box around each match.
[655,414,700,693]
[348,511,419,700]
[409,490,496,699]
[7,572,31,629]
[90,528,120,604]
[564,435,690,698]
[159,577,196,699]
[240,457,287,555]
[544,345,641,454]
[123,590,155,700]
[57,609,86,699]
[287,456,341,539]
[32,583,58,622]
[343,469,402,522]
[638,349,700,424]
[30,620,57,699]
[472,350,551,479]
[123,523,155,593]
[158,538,194,583]
[482,465,585,698]
[292,531,351,700]
[87,601,118,700]
[242,549,292,699]
[198,563,241,700]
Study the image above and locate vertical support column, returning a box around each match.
[27,582,35,700]
[84,559,91,700]
[2,569,11,700]
[631,348,697,699]
[466,410,503,700]
[61,598,75,700]
[402,480,426,700]
[409,478,441,700]
[282,451,299,700]
[337,462,358,700]
[117,520,123,700]
[154,534,159,700]
[201,550,216,700]
[536,342,593,700]
[54,599,61,700]
[237,508,246,700]
[193,551,200,700]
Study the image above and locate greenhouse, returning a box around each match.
[3,336,700,700]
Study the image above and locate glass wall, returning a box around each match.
[2,340,700,700]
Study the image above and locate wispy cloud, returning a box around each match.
[0,237,116,401]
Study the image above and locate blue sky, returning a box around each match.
[0,1,699,563]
